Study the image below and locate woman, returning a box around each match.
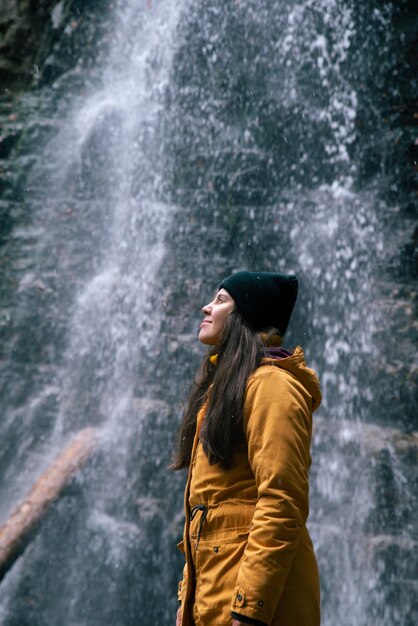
[173,271,321,626]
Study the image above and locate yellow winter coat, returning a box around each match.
[177,346,321,626]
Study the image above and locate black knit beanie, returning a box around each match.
[219,271,298,335]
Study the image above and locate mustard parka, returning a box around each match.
[177,346,321,626]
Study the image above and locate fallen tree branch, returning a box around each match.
[0,427,97,581]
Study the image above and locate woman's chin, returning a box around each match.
[198,331,217,346]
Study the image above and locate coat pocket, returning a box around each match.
[194,531,249,624]
[177,540,185,553]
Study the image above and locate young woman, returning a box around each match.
[173,271,321,626]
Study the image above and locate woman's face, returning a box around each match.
[199,288,235,346]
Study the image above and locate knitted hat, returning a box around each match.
[219,271,298,335]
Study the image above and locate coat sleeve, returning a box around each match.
[176,541,188,603]
[230,368,313,625]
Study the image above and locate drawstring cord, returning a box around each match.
[189,504,208,550]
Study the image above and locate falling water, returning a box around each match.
[1,1,186,624]
[0,1,416,625]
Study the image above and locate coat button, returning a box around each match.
[213,547,219,553]
[258,600,264,607]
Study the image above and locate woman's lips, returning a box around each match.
[200,320,211,327]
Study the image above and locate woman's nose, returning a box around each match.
[202,302,211,314]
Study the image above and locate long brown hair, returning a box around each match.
[172,310,268,469]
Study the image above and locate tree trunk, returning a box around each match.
[0,427,97,581]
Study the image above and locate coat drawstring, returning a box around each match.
[190,504,208,550]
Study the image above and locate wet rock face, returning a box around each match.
[311,417,418,625]
[0,0,66,89]
[0,0,110,91]
[163,0,418,431]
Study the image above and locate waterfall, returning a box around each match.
[1,1,186,624]
[0,1,416,625]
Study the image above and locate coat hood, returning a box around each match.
[263,346,321,412]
